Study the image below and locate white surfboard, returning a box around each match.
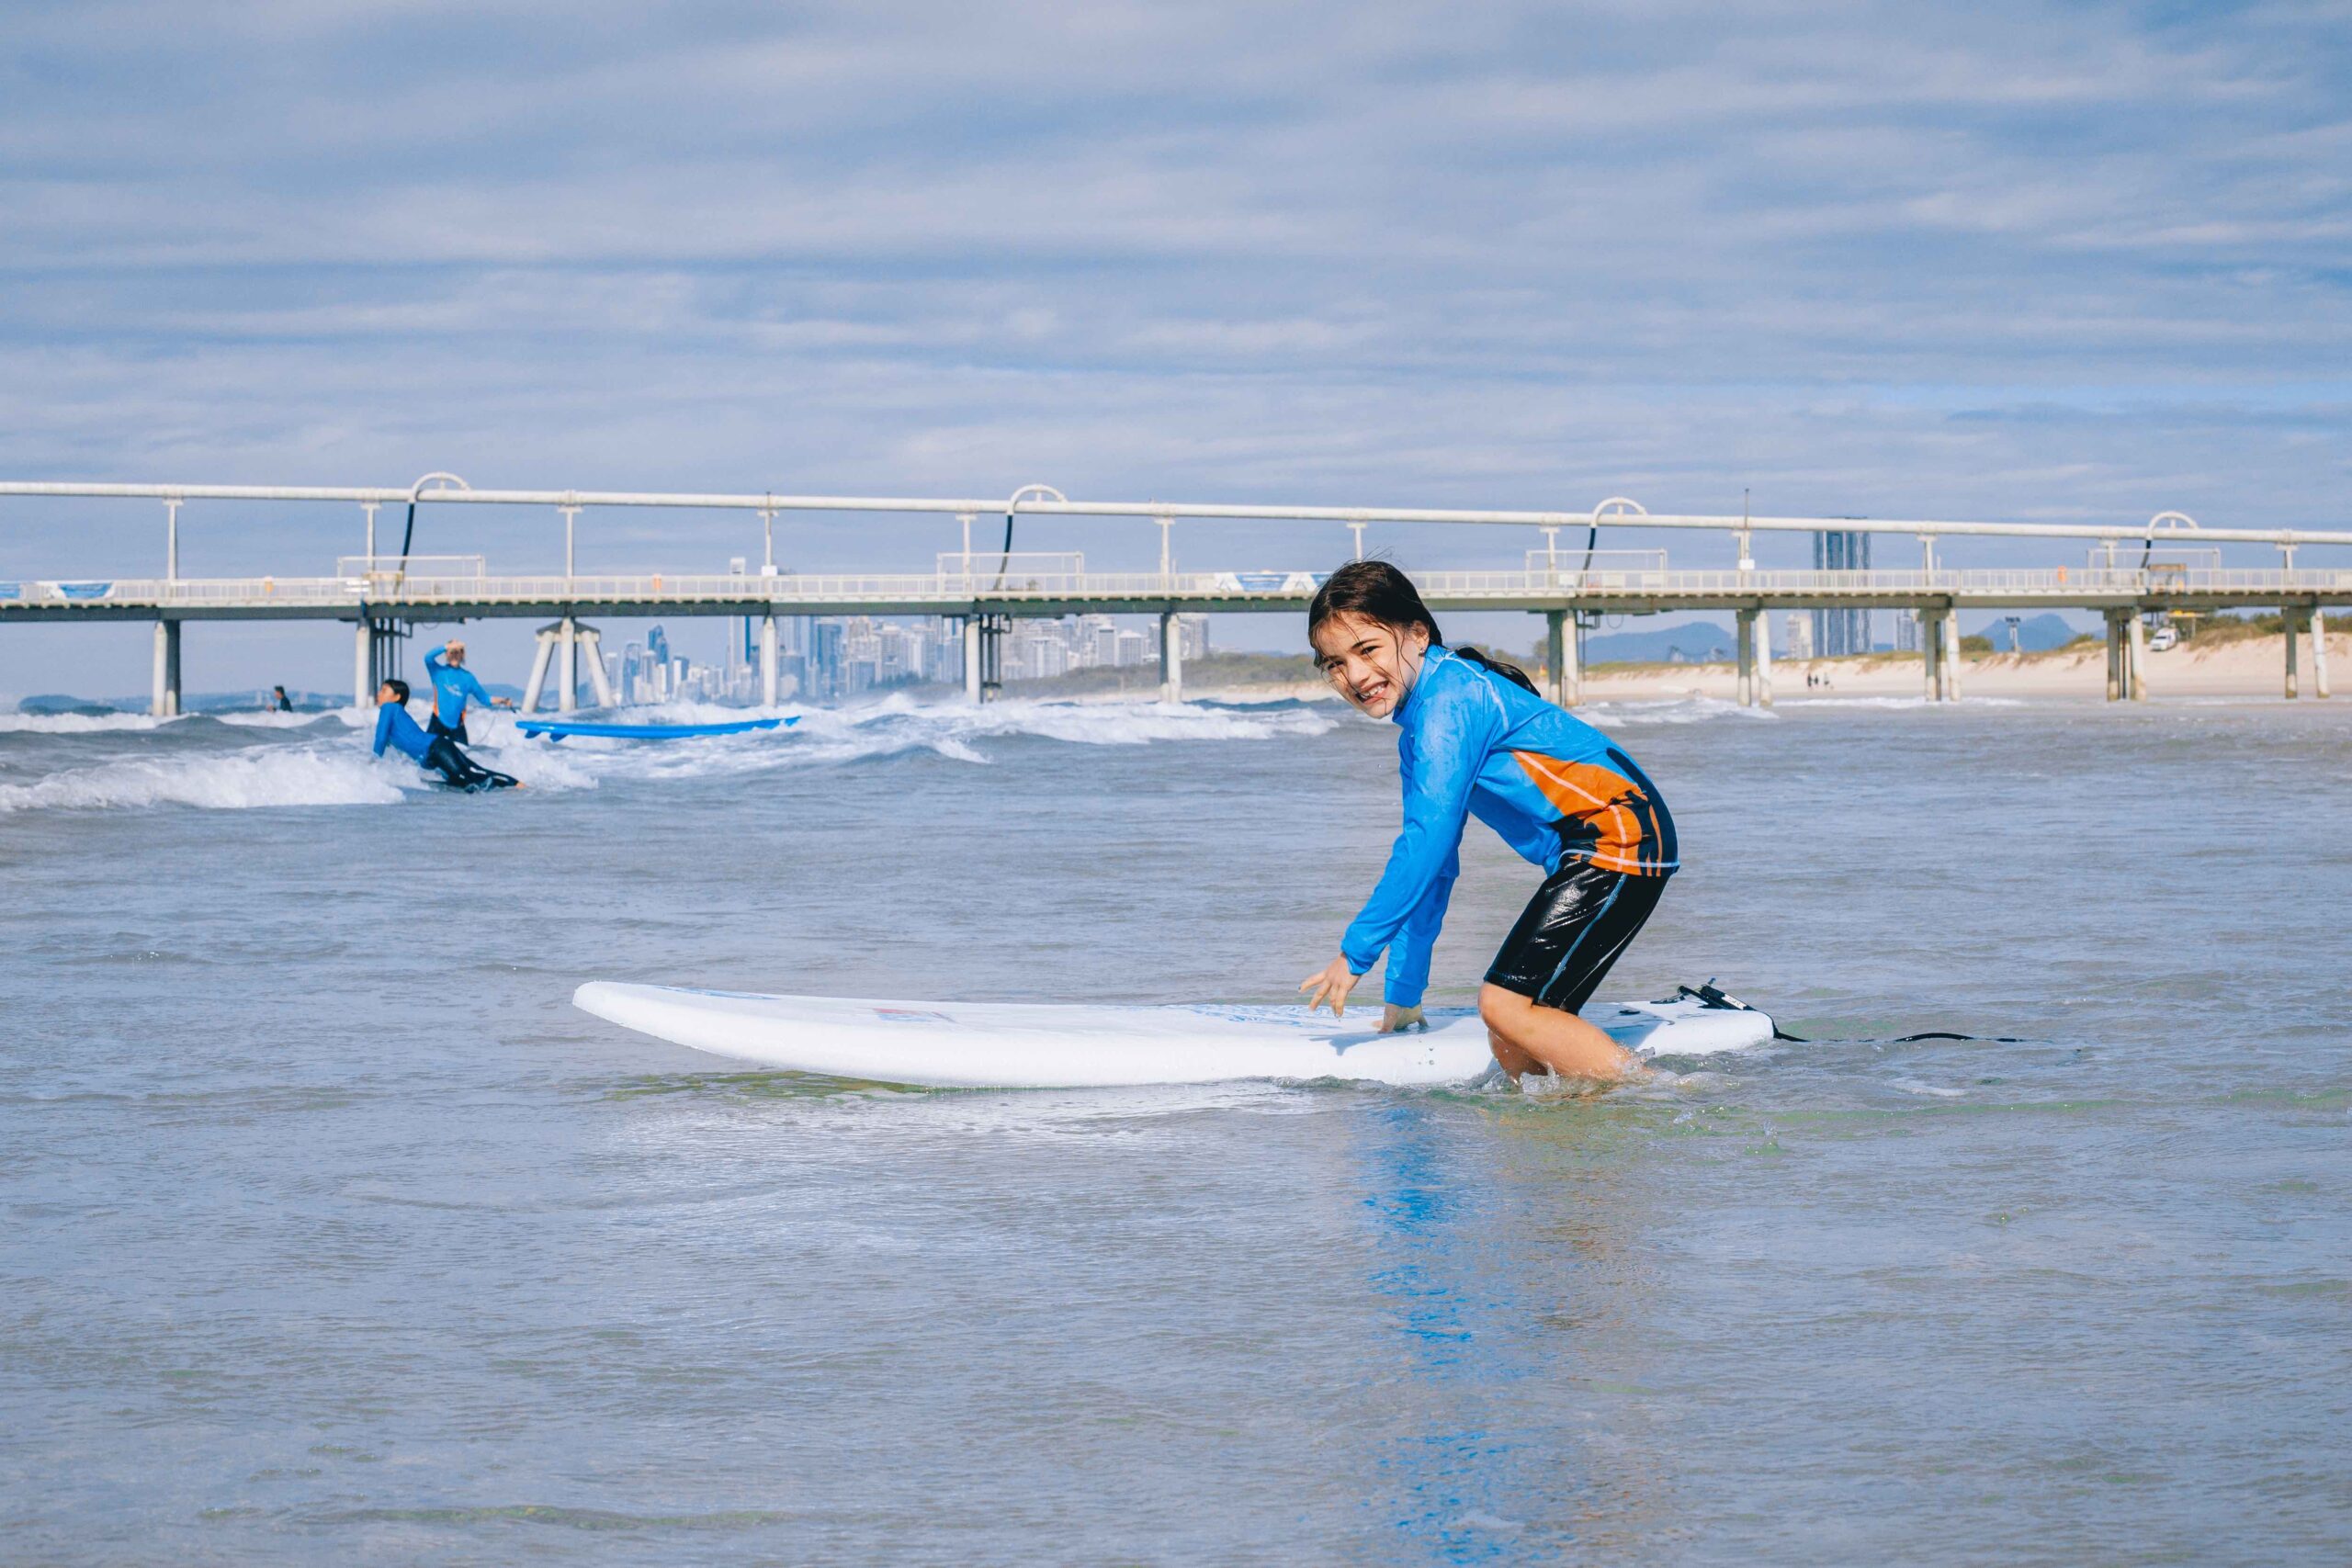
[571,983,1776,1089]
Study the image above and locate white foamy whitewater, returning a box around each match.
[571,984,1776,1088]
[0,696,1335,815]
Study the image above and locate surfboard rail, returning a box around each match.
[572,982,1775,1089]
[516,716,797,741]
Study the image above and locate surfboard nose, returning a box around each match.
[571,981,631,1025]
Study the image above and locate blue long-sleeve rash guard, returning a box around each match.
[423,648,493,726]
[1340,645,1677,1007]
[370,700,433,762]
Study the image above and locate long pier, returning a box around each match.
[3,479,2346,713]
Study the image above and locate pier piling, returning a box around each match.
[2313,607,2332,699]
[978,614,1003,702]
[151,619,180,717]
[1544,610,1566,706]
[2104,613,2124,702]
[761,614,780,707]
[962,616,981,703]
[520,629,553,712]
[519,619,606,709]
[558,617,579,713]
[1561,611,1581,705]
[1159,609,1182,704]
[2284,607,2300,700]
[356,619,403,705]
[1736,609,1755,706]
[576,626,616,708]
[2127,612,2148,701]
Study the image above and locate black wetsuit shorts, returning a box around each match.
[1484,859,1671,1013]
[422,736,516,793]
[427,712,469,745]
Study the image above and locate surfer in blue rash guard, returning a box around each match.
[371,679,520,792]
[422,638,511,744]
[1298,560,1678,1084]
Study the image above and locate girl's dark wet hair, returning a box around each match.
[382,677,411,703]
[1308,559,1539,694]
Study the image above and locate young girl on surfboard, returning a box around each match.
[1298,560,1677,1082]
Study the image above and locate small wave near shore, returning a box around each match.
[0,695,1338,815]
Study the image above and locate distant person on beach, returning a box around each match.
[370,679,518,792]
[422,638,511,743]
[270,684,293,712]
[1298,561,1676,1084]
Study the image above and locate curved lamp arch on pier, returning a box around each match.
[2142,510,2199,571]
[393,471,471,592]
[997,482,1066,590]
[1584,496,1648,577]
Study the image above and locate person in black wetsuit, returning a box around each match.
[370,679,520,792]
[270,684,293,713]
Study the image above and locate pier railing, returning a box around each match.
[6,565,2351,610]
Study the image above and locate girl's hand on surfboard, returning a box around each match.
[1300,955,1361,1017]
[1380,1005,1426,1034]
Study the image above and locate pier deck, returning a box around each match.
[5,477,2346,711]
[5,565,2347,622]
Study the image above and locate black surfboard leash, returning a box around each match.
[1676,982,2021,1045]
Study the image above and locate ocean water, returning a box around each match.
[2,691,2346,1564]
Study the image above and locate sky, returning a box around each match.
[2,0,2348,695]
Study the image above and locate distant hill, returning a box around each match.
[1560,613,2080,665]
[185,690,349,714]
[1988,613,2081,652]
[17,694,119,716]
[16,682,525,716]
[20,689,354,715]
[1573,620,1737,667]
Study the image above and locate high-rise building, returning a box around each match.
[923,619,961,684]
[1178,614,1210,660]
[841,621,881,694]
[1811,531,1872,656]
[1782,613,1814,660]
[808,620,846,700]
[1067,615,1118,669]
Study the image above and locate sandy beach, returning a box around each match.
[1175,630,2348,705]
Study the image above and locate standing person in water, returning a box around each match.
[1298,561,1677,1082]
[370,679,520,792]
[422,638,511,744]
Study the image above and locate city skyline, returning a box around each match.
[589,611,1211,709]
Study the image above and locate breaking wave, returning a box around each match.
[1577,695,1779,725]
[0,750,412,813]
[212,708,368,729]
[476,694,1338,783]
[0,707,369,735]
[0,695,1337,813]
[1786,694,2028,710]
[0,710,179,734]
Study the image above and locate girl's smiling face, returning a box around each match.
[1311,610,1430,718]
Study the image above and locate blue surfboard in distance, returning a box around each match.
[515,716,798,742]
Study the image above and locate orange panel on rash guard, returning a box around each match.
[1510,751,1667,874]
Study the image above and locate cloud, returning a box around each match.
[1,0,2348,690]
